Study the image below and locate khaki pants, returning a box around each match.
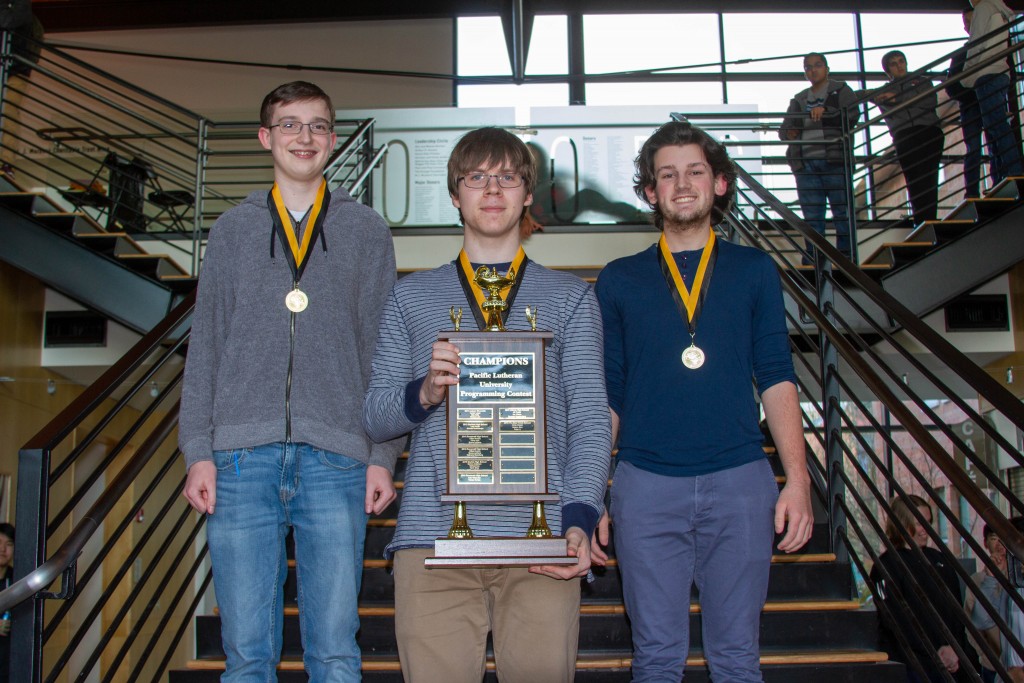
[394,548,581,683]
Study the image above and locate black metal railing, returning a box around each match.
[0,32,383,275]
[719,154,1024,682]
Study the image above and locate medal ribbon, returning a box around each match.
[268,179,330,283]
[657,231,718,339]
[456,246,528,330]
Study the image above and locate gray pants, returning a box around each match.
[611,458,779,682]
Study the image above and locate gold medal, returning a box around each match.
[682,344,705,370]
[285,288,308,313]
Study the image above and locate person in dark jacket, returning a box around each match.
[872,50,946,224]
[780,52,861,262]
[870,494,979,683]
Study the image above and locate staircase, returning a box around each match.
[0,171,195,333]
[169,450,904,682]
[860,176,1024,316]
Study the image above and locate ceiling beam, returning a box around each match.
[35,0,966,34]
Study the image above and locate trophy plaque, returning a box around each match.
[425,266,577,568]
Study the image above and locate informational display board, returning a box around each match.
[338,104,761,227]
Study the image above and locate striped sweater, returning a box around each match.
[363,260,612,557]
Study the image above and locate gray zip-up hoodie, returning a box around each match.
[179,188,404,473]
[779,79,861,172]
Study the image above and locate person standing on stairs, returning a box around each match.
[780,52,861,262]
[179,81,404,682]
[962,0,1024,187]
[363,127,611,683]
[593,120,814,683]
[870,50,946,226]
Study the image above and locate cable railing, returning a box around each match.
[0,33,382,276]
[720,152,1024,682]
[848,13,1024,233]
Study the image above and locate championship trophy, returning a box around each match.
[425,265,576,567]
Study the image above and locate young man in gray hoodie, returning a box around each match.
[179,81,404,682]
[780,52,860,262]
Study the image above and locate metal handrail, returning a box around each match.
[0,406,180,614]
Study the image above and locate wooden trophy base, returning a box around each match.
[425,536,578,568]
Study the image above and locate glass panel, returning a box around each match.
[723,14,858,74]
[726,80,804,118]
[585,81,723,107]
[526,15,568,75]
[458,17,511,76]
[459,15,569,78]
[860,13,968,74]
[583,14,721,75]
[457,84,569,123]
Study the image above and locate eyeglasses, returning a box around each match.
[268,120,333,136]
[459,173,524,189]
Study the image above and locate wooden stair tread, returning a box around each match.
[118,252,171,259]
[237,598,861,618]
[186,649,889,671]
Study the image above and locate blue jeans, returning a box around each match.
[794,159,851,260]
[975,73,1024,185]
[207,442,368,682]
[611,459,779,683]
[960,97,984,198]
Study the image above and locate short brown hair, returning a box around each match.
[633,120,737,229]
[885,494,931,549]
[259,81,334,128]
[447,127,537,198]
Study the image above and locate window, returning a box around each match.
[722,14,859,74]
[859,13,966,75]
[586,82,722,107]
[583,14,721,75]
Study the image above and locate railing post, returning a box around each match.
[841,109,858,264]
[0,30,11,154]
[191,118,208,276]
[11,447,49,683]
[365,122,376,208]
[817,258,847,564]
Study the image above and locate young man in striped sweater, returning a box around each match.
[363,127,611,683]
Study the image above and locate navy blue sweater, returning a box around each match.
[596,239,795,477]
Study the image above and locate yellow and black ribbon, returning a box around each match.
[657,231,718,339]
[455,246,528,330]
[267,179,330,283]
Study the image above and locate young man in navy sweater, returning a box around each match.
[594,120,813,682]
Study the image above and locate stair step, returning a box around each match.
[158,273,199,294]
[793,263,891,284]
[194,607,884,660]
[233,599,862,619]
[117,252,189,278]
[945,196,1015,221]
[0,191,61,215]
[34,210,105,234]
[904,219,975,246]
[987,175,1024,200]
[76,231,146,257]
[861,242,933,268]
[180,648,893,671]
